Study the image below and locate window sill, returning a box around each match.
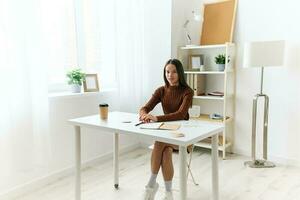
[48,88,117,100]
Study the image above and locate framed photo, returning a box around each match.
[83,74,99,92]
[189,54,204,70]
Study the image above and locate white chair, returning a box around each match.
[148,144,199,186]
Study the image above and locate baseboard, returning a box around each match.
[232,147,250,157]
[268,155,300,167]
[0,143,140,200]
[233,147,300,167]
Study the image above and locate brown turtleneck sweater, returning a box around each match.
[140,85,193,122]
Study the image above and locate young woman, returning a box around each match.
[139,59,193,200]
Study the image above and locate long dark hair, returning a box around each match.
[163,59,190,88]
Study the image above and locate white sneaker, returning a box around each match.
[162,191,174,200]
[143,182,159,200]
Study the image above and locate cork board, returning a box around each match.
[200,0,237,45]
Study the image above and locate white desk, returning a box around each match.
[69,111,223,200]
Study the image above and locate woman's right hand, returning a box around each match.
[139,110,148,122]
[139,112,157,123]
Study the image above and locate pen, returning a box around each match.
[135,121,144,126]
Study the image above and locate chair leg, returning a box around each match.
[186,146,199,186]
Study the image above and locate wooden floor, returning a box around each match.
[11,147,300,200]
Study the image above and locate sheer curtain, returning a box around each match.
[0,0,147,193]
[115,0,146,112]
[0,0,75,193]
[78,0,146,112]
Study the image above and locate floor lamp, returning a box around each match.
[243,40,285,168]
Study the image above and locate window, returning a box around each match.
[43,0,117,92]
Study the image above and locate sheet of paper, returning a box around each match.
[139,123,181,130]
[139,122,163,129]
[160,123,180,130]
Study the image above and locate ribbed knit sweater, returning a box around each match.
[140,85,193,122]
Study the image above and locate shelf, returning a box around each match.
[184,69,233,74]
[191,114,232,123]
[178,43,235,159]
[194,141,232,151]
[185,71,224,74]
[180,43,235,50]
[193,94,233,100]
[193,95,224,100]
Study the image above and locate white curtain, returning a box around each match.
[114,0,146,113]
[78,0,146,112]
[0,0,59,193]
[0,0,147,193]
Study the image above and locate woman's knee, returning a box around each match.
[153,141,166,150]
[162,146,173,160]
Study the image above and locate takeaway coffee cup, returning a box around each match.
[99,103,109,120]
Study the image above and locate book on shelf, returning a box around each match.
[207,91,224,97]
[140,122,180,130]
[186,74,206,96]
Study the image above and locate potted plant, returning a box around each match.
[66,68,86,93]
[214,54,230,71]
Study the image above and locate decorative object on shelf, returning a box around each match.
[243,40,285,168]
[83,74,100,92]
[196,114,229,122]
[66,68,86,93]
[183,11,203,46]
[189,54,204,70]
[188,105,201,118]
[214,54,230,71]
[209,113,223,120]
[200,0,237,45]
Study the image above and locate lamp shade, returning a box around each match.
[243,40,285,68]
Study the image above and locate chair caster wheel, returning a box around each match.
[114,184,119,189]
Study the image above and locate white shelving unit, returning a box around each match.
[178,43,236,159]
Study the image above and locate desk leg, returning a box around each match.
[179,146,187,200]
[75,126,81,200]
[212,134,219,200]
[113,132,119,189]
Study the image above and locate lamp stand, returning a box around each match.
[244,67,275,168]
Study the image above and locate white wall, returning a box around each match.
[48,91,139,172]
[171,0,300,165]
[234,0,300,165]
[0,90,140,197]
[171,0,203,57]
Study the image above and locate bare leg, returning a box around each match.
[151,141,167,173]
[161,146,174,181]
[145,142,175,199]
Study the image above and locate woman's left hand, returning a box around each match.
[142,114,158,123]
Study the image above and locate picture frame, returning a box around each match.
[189,54,204,71]
[83,74,100,92]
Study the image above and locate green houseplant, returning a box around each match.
[214,54,230,71]
[66,68,86,93]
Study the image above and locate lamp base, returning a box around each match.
[244,159,275,168]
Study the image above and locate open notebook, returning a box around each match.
[139,122,180,131]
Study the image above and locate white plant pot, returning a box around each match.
[217,64,225,71]
[70,84,81,93]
